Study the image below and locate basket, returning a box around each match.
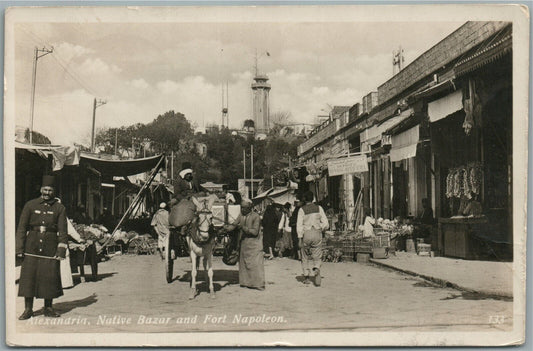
[342,239,355,262]
[373,233,391,248]
[417,243,431,256]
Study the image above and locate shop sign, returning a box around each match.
[328,155,368,176]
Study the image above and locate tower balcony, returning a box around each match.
[251,82,271,90]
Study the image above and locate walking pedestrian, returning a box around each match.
[289,198,303,260]
[276,202,293,258]
[151,202,170,260]
[296,191,329,286]
[261,198,278,259]
[224,198,265,290]
[16,175,68,319]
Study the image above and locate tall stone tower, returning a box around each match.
[251,74,271,133]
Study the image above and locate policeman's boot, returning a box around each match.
[18,297,34,320]
[43,299,60,318]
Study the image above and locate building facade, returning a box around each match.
[297,21,513,259]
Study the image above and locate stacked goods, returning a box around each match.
[127,234,158,255]
[113,229,139,244]
[71,223,112,253]
[322,246,343,263]
[445,163,483,199]
[342,239,355,262]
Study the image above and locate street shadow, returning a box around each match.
[32,294,98,316]
[295,275,307,283]
[178,269,239,292]
[72,272,117,285]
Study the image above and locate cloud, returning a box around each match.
[53,42,95,62]
[13,21,465,146]
[129,78,149,90]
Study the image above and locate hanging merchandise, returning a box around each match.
[445,163,483,199]
[462,79,482,135]
[462,167,471,199]
[469,163,483,195]
[452,168,463,198]
[445,169,455,198]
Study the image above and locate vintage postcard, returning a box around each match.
[4,4,529,347]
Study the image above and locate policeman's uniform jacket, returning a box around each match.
[16,196,68,299]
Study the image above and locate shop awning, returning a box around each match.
[411,79,456,101]
[80,153,165,177]
[360,108,413,147]
[428,90,463,123]
[253,187,290,202]
[390,125,420,162]
[454,26,512,77]
[201,181,226,192]
[15,141,80,171]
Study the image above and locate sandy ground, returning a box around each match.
[15,254,513,333]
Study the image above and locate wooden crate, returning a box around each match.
[373,234,391,248]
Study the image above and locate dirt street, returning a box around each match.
[16,254,513,333]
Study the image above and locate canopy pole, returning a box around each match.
[108,156,165,241]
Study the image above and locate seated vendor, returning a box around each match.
[412,198,434,247]
[462,193,483,217]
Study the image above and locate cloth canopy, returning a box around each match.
[15,141,80,171]
[201,182,226,192]
[390,125,420,162]
[428,90,463,123]
[80,153,165,177]
[253,187,291,203]
[360,109,413,150]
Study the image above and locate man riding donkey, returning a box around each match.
[169,162,220,299]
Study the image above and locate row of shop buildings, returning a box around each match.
[296,21,513,259]
[15,141,168,232]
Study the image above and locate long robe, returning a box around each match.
[16,197,68,299]
[236,211,265,289]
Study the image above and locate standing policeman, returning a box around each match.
[16,175,68,320]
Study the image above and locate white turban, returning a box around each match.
[179,169,193,178]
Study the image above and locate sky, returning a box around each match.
[13,18,464,145]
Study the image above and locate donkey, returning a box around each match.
[186,195,218,299]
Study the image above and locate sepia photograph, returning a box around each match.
[3,4,529,347]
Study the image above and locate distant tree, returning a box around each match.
[143,111,193,153]
[25,129,51,144]
[269,110,293,135]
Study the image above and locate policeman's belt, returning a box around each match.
[31,226,57,233]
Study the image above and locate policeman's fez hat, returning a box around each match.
[42,175,56,188]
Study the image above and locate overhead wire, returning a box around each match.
[18,24,102,97]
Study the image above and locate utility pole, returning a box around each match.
[29,46,53,144]
[90,98,107,152]
[243,149,246,179]
[171,150,174,180]
[114,129,118,156]
[250,144,254,199]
